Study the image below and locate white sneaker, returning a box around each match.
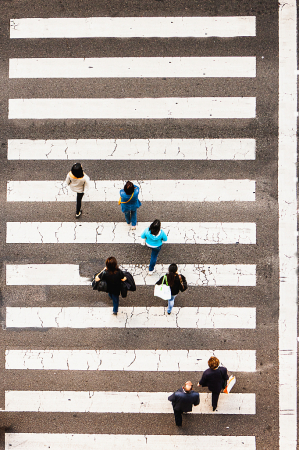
[131,226,136,230]
[148,269,155,275]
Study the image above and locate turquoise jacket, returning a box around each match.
[120,186,142,212]
[141,227,168,248]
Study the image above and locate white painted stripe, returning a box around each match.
[10,17,256,39]
[6,180,256,202]
[9,57,256,78]
[7,138,256,160]
[8,97,256,120]
[6,222,256,244]
[279,1,298,449]
[5,349,256,372]
[5,433,256,449]
[6,264,256,286]
[5,391,255,414]
[5,307,256,329]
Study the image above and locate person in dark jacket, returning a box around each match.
[95,257,126,315]
[168,381,199,426]
[155,264,187,314]
[119,181,141,230]
[197,356,229,411]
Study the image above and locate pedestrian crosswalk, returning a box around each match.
[6,11,258,449]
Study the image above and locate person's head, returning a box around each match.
[124,181,134,195]
[184,381,193,392]
[71,163,84,178]
[208,356,220,370]
[106,256,118,273]
[167,263,178,287]
[149,219,161,236]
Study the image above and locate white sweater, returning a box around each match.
[65,172,90,193]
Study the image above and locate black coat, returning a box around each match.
[156,273,186,296]
[101,269,124,295]
[199,366,229,393]
[168,387,200,412]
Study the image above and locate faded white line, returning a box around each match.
[9,57,256,78]
[279,1,298,449]
[10,16,256,39]
[8,138,256,160]
[5,433,256,449]
[7,180,256,202]
[5,307,256,329]
[8,97,256,120]
[6,222,256,244]
[5,264,256,286]
[5,391,255,414]
[5,349,256,372]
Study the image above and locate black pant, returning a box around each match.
[173,409,183,426]
[212,391,220,409]
[76,193,84,214]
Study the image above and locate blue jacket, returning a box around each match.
[119,186,141,212]
[168,388,200,412]
[141,227,168,248]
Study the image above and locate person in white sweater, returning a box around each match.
[65,163,90,218]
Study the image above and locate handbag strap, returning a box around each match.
[161,274,168,286]
[119,191,134,204]
[95,267,106,278]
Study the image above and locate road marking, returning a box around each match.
[8,97,256,120]
[6,307,256,329]
[5,433,256,449]
[5,349,256,372]
[10,16,256,39]
[6,222,256,244]
[5,264,256,286]
[7,138,256,160]
[279,1,298,448]
[9,57,256,78]
[5,391,256,414]
[7,180,256,202]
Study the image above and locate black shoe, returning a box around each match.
[113,312,117,315]
[213,406,217,411]
[76,210,82,218]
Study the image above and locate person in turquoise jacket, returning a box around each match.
[119,181,142,230]
[141,219,168,274]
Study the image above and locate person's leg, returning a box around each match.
[167,295,176,314]
[124,211,131,224]
[76,193,84,215]
[212,391,220,410]
[149,246,162,272]
[111,294,119,314]
[173,409,183,426]
[131,210,137,227]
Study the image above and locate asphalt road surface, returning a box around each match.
[0,0,285,449]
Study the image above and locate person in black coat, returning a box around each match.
[197,356,229,411]
[95,257,126,315]
[168,381,200,426]
[156,264,187,314]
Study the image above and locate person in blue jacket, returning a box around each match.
[119,181,141,230]
[141,219,168,274]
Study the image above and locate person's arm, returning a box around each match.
[197,374,205,387]
[155,276,164,286]
[161,230,168,242]
[95,268,107,282]
[194,393,200,406]
[83,174,90,192]
[140,229,147,239]
[168,392,176,403]
[119,270,127,282]
[65,173,71,185]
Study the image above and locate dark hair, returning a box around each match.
[71,163,84,178]
[106,256,119,274]
[149,219,161,236]
[167,264,178,287]
[124,181,134,195]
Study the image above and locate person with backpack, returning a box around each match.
[197,356,229,411]
[95,257,127,315]
[65,162,90,218]
[141,220,168,274]
[119,181,141,230]
[155,264,187,314]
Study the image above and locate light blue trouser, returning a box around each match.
[167,295,176,314]
[124,210,137,226]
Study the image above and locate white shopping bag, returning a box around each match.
[224,375,236,394]
[154,275,171,300]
